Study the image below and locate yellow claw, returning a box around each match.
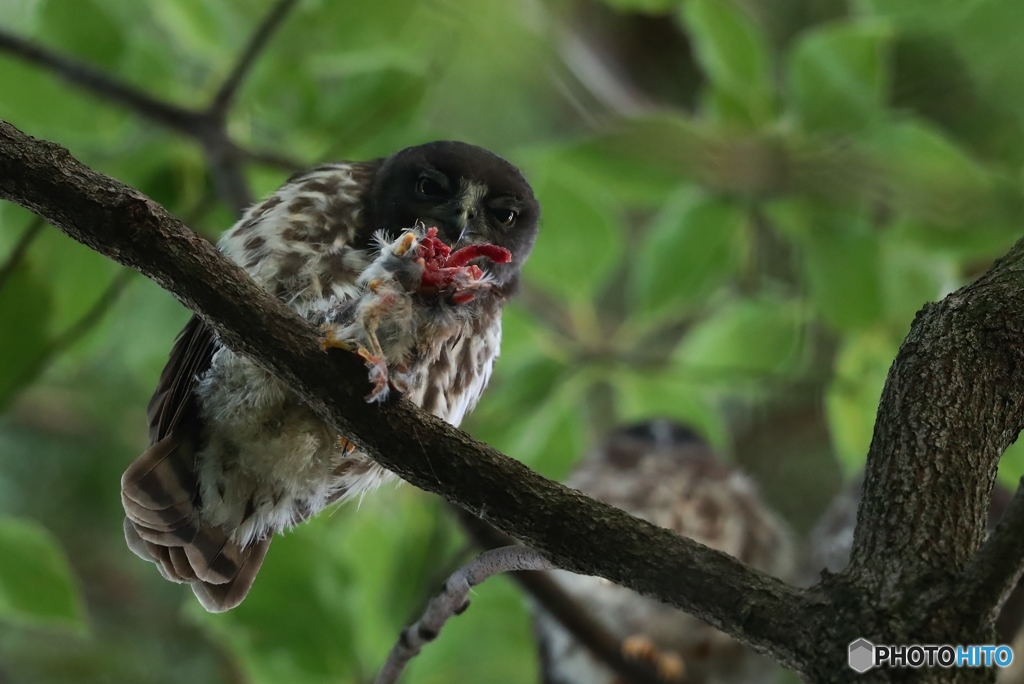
[320,328,355,351]
[336,436,356,456]
[367,278,384,293]
[393,231,417,256]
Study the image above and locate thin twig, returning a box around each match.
[0,29,202,134]
[233,143,305,173]
[203,140,254,217]
[458,510,669,684]
[208,0,301,117]
[375,546,554,684]
[0,215,45,290]
[10,269,133,392]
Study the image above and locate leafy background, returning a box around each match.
[1,0,1024,681]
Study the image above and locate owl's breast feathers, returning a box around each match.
[121,162,504,611]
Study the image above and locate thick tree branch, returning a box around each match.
[849,247,1024,600]
[208,0,300,117]
[0,119,817,675]
[958,480,1024,627]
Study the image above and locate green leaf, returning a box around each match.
[0,517,85,629]
[40,0,126,68]
[952,0,1024,122]
[827,327,901,473]
[0,259,53,404]
[879,232,953,328]
[539,137,693,207]
[597,0,681,13]
[203,521,358,681]
[769,200,883,330]
[788,20,892,133]
[676,296,807,381]
[633,191,747,319]
[999,438,1024,488]
[615,369,726,448]
[681,0,774,124]
[522,176,623,301]
[856,0,981,32]
[868,120,998,227]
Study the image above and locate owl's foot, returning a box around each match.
[622,635,686,683]
[336,436,357,456]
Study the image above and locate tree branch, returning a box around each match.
[457,510,669,684]
[208,0,301,118]
[0,22,302,217]
[375,546,554,684]
[0,118,817,675]
[848,247,1024,600]
[0,215,44,290]
[0,29,203,134]
[958,480,1024,627]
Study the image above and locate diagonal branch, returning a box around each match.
[457,509,669,684]
[0,118,817,676]
[958,480,1024,627]
[0,215,45,290]
[208,0,301,118]
[0,29,202,134]
[0,23,301,217]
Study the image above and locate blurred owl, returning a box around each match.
[119,141,540,612]
[533,420,796,684]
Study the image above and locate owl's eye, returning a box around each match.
[491,209,517,227]
[416,176,445,197]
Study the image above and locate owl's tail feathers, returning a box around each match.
[120,432,272,612]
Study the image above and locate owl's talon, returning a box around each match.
[622,635,686,683]
[337,436,356,456]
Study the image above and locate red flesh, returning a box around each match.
[414,227,512,303]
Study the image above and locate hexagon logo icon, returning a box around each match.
[849,639,875,673]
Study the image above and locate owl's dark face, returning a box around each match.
[367,140,540,290]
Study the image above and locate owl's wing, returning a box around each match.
[121,315,271,612]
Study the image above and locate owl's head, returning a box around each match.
[367,141,540,292]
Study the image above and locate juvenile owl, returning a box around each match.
[120,141,540,612]
[533,420,796,684]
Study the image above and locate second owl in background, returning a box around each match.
[533,419,796,684]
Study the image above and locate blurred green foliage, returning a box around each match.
[2,0,1024,681]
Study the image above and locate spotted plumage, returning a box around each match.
[533,420,795,684]
[121,141,540,612]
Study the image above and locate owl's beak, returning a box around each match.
[438,212,469,245]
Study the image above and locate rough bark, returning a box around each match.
[4,117,1024,683]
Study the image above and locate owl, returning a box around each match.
[120,141,540,612]
[533,420,796,684]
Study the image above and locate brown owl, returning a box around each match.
[533,420,796,684]
[120,141,540,612]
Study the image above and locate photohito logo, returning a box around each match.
[848,639,1014,672]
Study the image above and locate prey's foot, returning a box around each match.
[622,635,685,683]
[320,327,355,352]
[358,347,391,403]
